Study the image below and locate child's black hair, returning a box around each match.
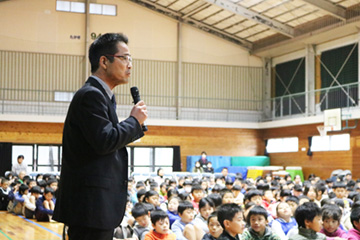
[244,201,256,210]
[217,203,243,229]
[23,176,31,184]
[150,209,169,225]
[332,182,346,190]
[44,186,54,195]
[320,198,334,207]
[294,202,321,228]
[246,190,263,200]
[207,211,218,224]
[293,184,303,192]
[246,206,268,225]
[191,184,203,194]
[207,193,222,208]
[143,190,159,202]
[47,178,58,186]
[232,185,241,191]
[136,188,146,201]
[178,192,190,201]
[19,184,29,195]
[286,196,299,205]
[132,203,148,218]
[321,204,342,221]
[350,205,360,229]
[280,189,292,197]
[298,195,310,202]
[348,191,360,201]
[167,188,179,199]
[143,202,155,213]
[150,182,159,191]
[199,197,215,210]
[333,198,345,209]
[38,180,47,188]
[257,183,270,191]
[220,188,234,198]
[315,182,327,194]
[136,181,145,189]
[212,184,224,193]
[30,186,42,194]
[178,200,194,214]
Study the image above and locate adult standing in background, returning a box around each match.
[53,33,148,240]
[197,151,209,169]
[12,155,27,176]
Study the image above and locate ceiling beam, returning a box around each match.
[300,0,346,21]
[203,0,294,38]
[128,0,253,50]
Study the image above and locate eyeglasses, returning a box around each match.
[105,54,132,63]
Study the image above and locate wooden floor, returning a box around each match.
[0,211,64,240]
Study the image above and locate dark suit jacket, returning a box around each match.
[53,77,144,230]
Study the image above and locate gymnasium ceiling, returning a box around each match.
[129,0,360,57]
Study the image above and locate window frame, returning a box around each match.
[266,137,299,153]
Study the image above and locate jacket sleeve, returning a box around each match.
[75,89,144,155]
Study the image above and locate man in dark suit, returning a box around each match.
[53,33,147,240]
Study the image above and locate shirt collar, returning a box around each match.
[91,75,113,100]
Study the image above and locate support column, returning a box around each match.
[263,57,272,120]
[85,0,90,77]
[176,22,182,120]
[306,45,316,116]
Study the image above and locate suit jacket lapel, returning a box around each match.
[85,77,119,124]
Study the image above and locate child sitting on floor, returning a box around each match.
[144,209,176,240]
[271,202,298,240]
[202,211,223,240]
[171,200,204,240]
[319,204,347,239]
[217,203,245,240]
[289,202,326,240]
[347,205,360,240]
[242,205,281,240]
[35,187,55,222]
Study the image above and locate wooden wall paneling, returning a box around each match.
[263,122,357,179]
[2,120,358,178]
[135,126,264,171]
[0,122,63,144]
[0,122,264,172]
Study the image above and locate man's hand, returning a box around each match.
[130,100,147,125]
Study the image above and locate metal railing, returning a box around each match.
[269,82,359,120]
[0,88,264,122]
[1,82,359,122]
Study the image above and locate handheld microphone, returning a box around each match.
[130,86,148,132]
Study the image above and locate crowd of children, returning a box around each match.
[117,167,360,240]
[2,164,360,240]
[0,170,57,222]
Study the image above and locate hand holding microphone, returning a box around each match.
[130,86,148,132]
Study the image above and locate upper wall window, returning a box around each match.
[266,137,299,153]
[311,134,350,151]
[56,1,116,16]
[56,1,85,13]
[90,3,117,16]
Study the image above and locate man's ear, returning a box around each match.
[223,219,230,229]
[304,219,311,229]
[99,56,108,69]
